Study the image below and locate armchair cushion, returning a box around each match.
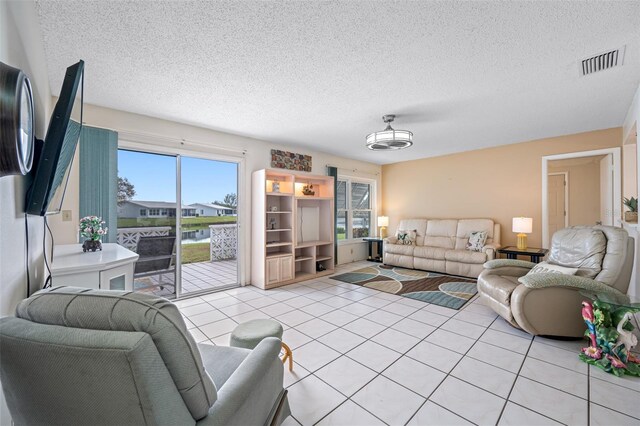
[525,261,577,276]
[548,227,606,278]
[518,273,630,304]
[16,286,216,420]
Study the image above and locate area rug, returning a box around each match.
[330,264,477,310]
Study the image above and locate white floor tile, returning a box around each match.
[317,400,385,426]
[463,301,500,317]
[188,308,227,326]
[479,329,531,354]
[589,365,640,393]
[590,378,640,419]
[294,318,337,339]
[590,402,640,426]
[430,376,506,425]
[317,328,366,354]
[371,328,420,353]
[383,356,447,398]
[340,302,378,316]
[352,375,425,425]
[230,309,271,323]
[293,341,341,372]
[284,296,316,309]
[299,302,335,317]
[181,302,217,316]
[321,296,354,308]
[342,318,387,339]
[466,341,525,374]
[440,318,486,339]
[527,340,587,374]
[347,340,401,372]
[200,318,238,338]
[282,328,314,350]
[391,318,436,339]
[174,297,206,308]
[451,356,516,398]
[209,332,231,346]
[499,402,561,425]
[287,375,347,425]
[315,356,377,397]
[380,301,420,316]
[304,291,333,302]
[358,296,393,309]
[422,303,458,317]
[453,310,496,327]
[520,357,587,399]
[284,363,310,388]
[207,296,242,309]
[276,309,316,327]
[396,297,430,308]
[320,309,360,327]
[338,290,372,302]
[509,377,587,425]
[363,309,404,326]
[218,302,254,317]
[245,295,278,309]
[281,415,301,426]
[489,318,532,339]
[425,329,476,354]
[188,328,208,343]
[260,302,297,317]
[408,309,449,327]
[407,401,473,425]
[406,341,463,373]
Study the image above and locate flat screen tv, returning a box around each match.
[26,60,84,216]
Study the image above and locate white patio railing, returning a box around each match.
[210,224,237,261]
[117,227,172,251]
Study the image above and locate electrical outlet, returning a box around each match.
[62,210,72,222]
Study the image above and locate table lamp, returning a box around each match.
[512,217,533,250]
[378,216,389,238]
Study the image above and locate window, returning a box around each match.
[140,209,147,216]
[149,208,160,216]
[337,177,375,241]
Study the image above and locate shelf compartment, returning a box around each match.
[295,256,313,262]
[266,242,292,248]
[295,240,332,248]
[316,255,332,262]
[266,211,292,214]
[266,251,293,259]
[266,229,292,232]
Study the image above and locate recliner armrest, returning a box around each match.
[481,243,501,260]
[517,273,630,304]
[483,259,536,270]
[204,337,283,425]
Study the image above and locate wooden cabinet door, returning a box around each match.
[266,257,281,285]
[280,256,293,281]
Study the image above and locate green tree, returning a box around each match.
[214,193,237,208]
[118,176,136,206]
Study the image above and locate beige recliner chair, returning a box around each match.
[478,225,634,338]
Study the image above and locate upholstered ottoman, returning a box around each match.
[230,319,293,371]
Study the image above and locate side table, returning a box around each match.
[497,246,548,263]
[362,237,384,263]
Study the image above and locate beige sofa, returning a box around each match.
[383,219,501,278]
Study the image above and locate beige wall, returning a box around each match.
[382,128,622,248]
[623,139,637,200]
[548,157,602,227]
[50,104,382,281]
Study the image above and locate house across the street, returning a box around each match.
[189,203,237,216]
[118,200,197,218]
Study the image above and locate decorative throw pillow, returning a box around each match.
[396,229,416,245]
[526,261,578,276]
[466,231,488,252]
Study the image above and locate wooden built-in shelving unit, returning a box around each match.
[251,169,335,289]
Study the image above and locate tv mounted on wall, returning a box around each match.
[26,60,84,216]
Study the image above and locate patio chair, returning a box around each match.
[134,235,177,293]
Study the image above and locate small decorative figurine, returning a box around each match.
[269,217,277,230]
[79,215,107,252]
[272,180,280,193]
[302,183,315,196]
[270,206,278,212]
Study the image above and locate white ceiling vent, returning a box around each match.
[580,46,625,76]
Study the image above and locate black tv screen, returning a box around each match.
[26,60,84,216]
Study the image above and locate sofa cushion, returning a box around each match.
[525,261,577,276]
[385,243,415,256]
[397,219,428,245]
[445,249,487,264]
[414,245,446,260]
[16,287,217,420]
[455,219,495,250]
[424,220,458,249]
[594,225,630,287]
[548,227,606,279]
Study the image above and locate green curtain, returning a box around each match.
[79,126,118,243]
[327,166,338,262]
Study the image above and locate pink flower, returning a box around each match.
[606,354,627,369]
[581,346,602,360]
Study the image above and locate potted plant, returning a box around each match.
[79,216,107,252]
[623,197,638,223]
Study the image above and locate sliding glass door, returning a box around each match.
[116,149,239,299]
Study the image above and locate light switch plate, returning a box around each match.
[62,210,72,222]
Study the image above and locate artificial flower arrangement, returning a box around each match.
[79,215,107,252]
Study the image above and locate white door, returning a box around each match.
[280,256,293,281]
[548,174,566,237]
[600,154,614,226]
[266,257,280,285]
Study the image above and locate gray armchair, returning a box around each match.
[478,225,634,338]
[0,287,290,426]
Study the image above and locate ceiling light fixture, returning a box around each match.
[366,114,413,151]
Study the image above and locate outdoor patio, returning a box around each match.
[133,259,238,298]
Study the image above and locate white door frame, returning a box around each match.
[547,171,569,228]
[542,147,621,248]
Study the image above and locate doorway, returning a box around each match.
[542,148,621,248]
[116,149,240,299]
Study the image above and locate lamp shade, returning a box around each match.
[378,216,389,227]
[512,217,533,234]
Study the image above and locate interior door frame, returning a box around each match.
[547,171,569,229]
[542,147,621,248]
[118,138,246,298]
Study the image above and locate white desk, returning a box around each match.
[51,243,139,291]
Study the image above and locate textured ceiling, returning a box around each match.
[35,1,640,164]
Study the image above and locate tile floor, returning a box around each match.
[176,261,640,426]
